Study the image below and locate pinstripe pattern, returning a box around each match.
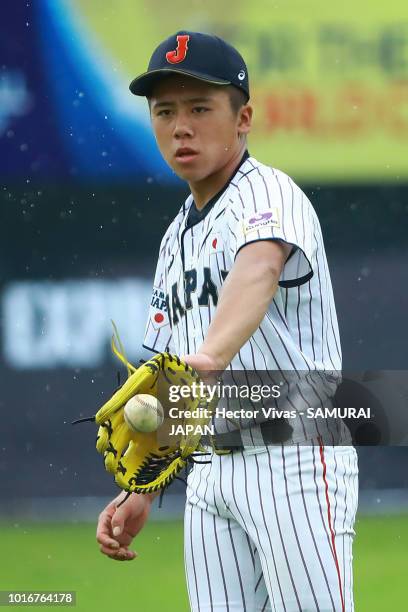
[144,157,341,376]
[185,445,358,611]
[143,155,357,610]
[281,445,320,609]
[297,444,337,609]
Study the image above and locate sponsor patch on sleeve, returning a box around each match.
[243,208,280,235]
[150,286,169,330]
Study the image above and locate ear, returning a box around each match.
[237,104,253,136]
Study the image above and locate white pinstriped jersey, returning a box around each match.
[143,155,342,374]
[144,154,355,612]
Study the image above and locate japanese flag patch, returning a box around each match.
[210,233,223,253]
[243,208,280,235]
[150,286,169,330]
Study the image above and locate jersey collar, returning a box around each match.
[185,149,250,229]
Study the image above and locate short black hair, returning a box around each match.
[226,85,248,114]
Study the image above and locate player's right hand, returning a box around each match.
[96,492,154,561]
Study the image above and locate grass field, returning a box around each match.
[1,515,407,610]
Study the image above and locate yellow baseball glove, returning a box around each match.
[74,328,217,496]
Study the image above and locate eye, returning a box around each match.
[192,106,210,114]
[156,109,172,117]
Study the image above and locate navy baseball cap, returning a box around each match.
[129,31,250,101]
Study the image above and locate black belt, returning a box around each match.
[204,419,294,451]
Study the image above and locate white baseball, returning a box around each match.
[124,394,164,433]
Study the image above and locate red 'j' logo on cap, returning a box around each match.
[166,34,190,64]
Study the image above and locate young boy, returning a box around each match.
[97,31,358,612]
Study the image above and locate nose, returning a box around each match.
[173,110,194,139]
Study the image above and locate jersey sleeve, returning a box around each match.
[142,234,174,354]
[228,168,315,287]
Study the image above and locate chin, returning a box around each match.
[173,166,208,182]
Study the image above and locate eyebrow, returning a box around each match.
[152,96,214,109]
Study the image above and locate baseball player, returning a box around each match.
[96,32,359,611]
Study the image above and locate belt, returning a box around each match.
[204,419,294,451]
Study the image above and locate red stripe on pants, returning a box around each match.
[319,440,345,612]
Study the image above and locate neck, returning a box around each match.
[189,144,247,210]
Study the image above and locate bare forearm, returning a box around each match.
[199,259,279,369]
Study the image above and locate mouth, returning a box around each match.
[174,148,199,164]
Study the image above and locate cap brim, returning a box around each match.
[129,68,231,96]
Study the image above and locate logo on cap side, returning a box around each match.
[166,34,190,64]
[238,70,246,81]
